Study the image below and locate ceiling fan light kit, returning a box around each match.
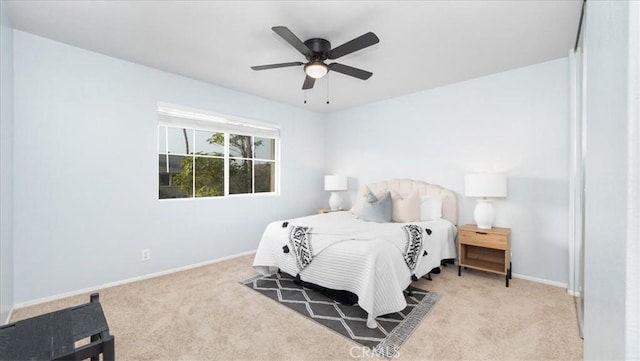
[304,61,328,79]
[251,26,379,91]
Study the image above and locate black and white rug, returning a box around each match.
[241,272,439,358]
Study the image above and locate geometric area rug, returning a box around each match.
[241,272,440,359]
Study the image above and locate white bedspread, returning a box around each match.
[252,212,457,327]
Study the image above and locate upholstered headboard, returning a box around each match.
[351,178,458,225]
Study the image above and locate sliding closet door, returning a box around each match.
[569,5,586,338]
[575,42,586,337]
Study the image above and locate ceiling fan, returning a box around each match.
[251,26,380,90]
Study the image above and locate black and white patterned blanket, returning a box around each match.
[289,226,313,270]
[287,224,429,274]
[402,224,425,271]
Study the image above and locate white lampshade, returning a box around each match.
[465,173,507,229]
[324,175,348,191]
[465,173,507,198]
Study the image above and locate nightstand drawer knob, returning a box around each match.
[475,231,488,235]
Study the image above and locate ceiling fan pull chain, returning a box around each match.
[326,73,330,105]
[304,90,307,104]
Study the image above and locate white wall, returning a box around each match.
[324,58,570,285]
[0,0,15,323]
[583,1,633,359]
[626,3,640,359]
[12,31,326,304]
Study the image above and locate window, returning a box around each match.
[158,105,279,199]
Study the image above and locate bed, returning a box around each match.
[252,179,458,328]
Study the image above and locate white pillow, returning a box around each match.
[391,191,420,222]
[420,195,443,221]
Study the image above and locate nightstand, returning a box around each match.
[458,224,512,287]
[318,209,338,214]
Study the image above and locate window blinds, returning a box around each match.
[158,104,280,139]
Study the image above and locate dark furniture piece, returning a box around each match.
[0,293,114,361]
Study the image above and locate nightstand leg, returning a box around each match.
[509,262,512,279]
[458,265,461,276]
[506,274,509,287]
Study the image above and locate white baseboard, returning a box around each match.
[14,252,571,310]
[2,307,14,325]
[14,249,257,309]
[566,289,582,297]
[511,272,568,289]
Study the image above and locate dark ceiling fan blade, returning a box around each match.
[272,26,312,58]
[302,75,316,90]
[251,62,304,71]
[327,32,379,60]
[328,63,373,80]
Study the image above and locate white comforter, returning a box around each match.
[252,212,457,328]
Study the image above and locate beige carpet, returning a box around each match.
[11,254,583,360]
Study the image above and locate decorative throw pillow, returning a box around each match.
[420,195,443,221]
[391,191,420,222]
[358,192,392,222]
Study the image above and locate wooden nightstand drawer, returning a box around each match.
[459,231,507,250]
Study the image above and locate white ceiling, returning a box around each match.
[6,1,583,113]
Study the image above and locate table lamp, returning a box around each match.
[324,175,348,211]
[465,173,507,229]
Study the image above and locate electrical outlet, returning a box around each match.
[141,248,150,261]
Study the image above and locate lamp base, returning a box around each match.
[329,192,342,211]
[474,199,495,229]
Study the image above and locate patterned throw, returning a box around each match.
[288,224,429,277]
[289,226,313,270]
[402,224,425,272]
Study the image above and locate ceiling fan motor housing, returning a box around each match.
[304,38,331,59]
